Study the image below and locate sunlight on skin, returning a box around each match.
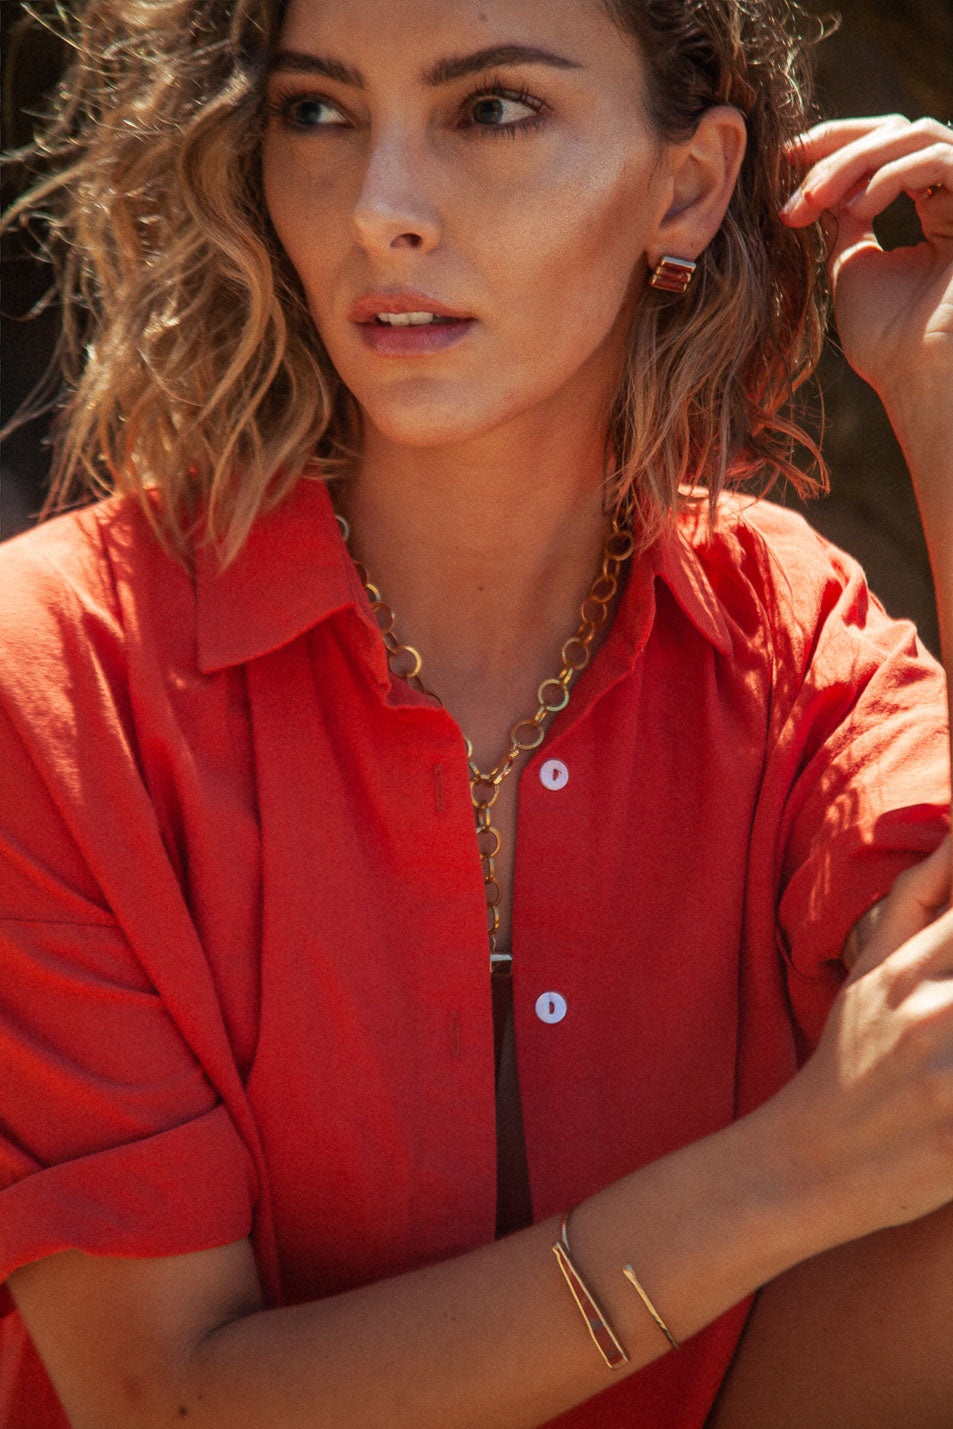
[262,0,675,457]
[261,0,744,710]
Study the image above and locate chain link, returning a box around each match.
[336,512,634,971]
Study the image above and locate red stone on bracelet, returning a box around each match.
[553,1210,629,1371]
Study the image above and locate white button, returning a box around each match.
[535,991,568,1024]
[539,759,569,791]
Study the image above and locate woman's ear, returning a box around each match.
[648,106,747,267]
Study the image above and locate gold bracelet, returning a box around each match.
[552,1209,629,1370]
[622,1263,680,1351]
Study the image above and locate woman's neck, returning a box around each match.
[339,419,616,760]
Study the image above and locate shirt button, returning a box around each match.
[539,758,569,791]
[535,991,568,1024]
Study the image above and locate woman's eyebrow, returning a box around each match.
[425,44,584,85]
[267,44,584,89]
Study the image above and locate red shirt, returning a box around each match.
[0,481,948,1428]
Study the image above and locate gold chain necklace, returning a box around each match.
[336,512,635,975]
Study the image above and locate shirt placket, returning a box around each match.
[243,616,500,1295]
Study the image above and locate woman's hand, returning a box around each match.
[849,835,952,974]
[780,115,953,411]
[775,836,953,1243]
[782,116,953,821]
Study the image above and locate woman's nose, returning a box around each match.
[351,132,442,254]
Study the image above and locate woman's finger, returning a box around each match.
[857,902,953,987]
[784,114,910,165]
[782,118,953,224]
[851,837,952,977]
[785,115,952,168]
[842,146,953,232]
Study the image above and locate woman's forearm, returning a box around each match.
[174,826,953,1429]
[177,1103,848,1429]
[883,377,953,788]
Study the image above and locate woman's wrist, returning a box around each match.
[565,1095,842,1357]
[879,375,953,522]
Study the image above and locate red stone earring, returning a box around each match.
[649,256,697,294]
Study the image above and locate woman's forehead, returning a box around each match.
[274,0,637,80]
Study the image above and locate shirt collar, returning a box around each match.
[195,478,364,674]
[195,479,732,674]
[651,516,733,657]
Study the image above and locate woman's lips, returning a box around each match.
[355,317,476,356]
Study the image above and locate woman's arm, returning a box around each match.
[883,382,953,757]
[782,116,953,781]
[9,856,953,1429]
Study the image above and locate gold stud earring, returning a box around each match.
[649,256,697,294]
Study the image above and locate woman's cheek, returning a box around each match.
[264,143,337,264]
[523,152,650,308]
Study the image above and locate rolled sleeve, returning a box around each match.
[0,523,264,1324]
[0,1106,255,1315]
[0,918,255,1313]
[760,529,950,1045]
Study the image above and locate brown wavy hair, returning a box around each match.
[4,0,828,562]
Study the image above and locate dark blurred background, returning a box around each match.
[2,0,952,651]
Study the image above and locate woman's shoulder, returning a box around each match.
[679,491,859,581]
[1,490,188,608]
[681,493,896,627]
[0,494,193,706]
[1,488,179,590]
[674,492,942,678]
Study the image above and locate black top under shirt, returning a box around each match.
[492,975,534,1238]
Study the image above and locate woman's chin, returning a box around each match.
[354,390,517,451]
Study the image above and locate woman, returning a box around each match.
[1,0,951,1424]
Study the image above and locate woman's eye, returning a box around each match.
[463,88,546,137]
[268,83,545,137]
[271,94,348,130]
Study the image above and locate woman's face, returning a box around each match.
[262,0,672,450]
